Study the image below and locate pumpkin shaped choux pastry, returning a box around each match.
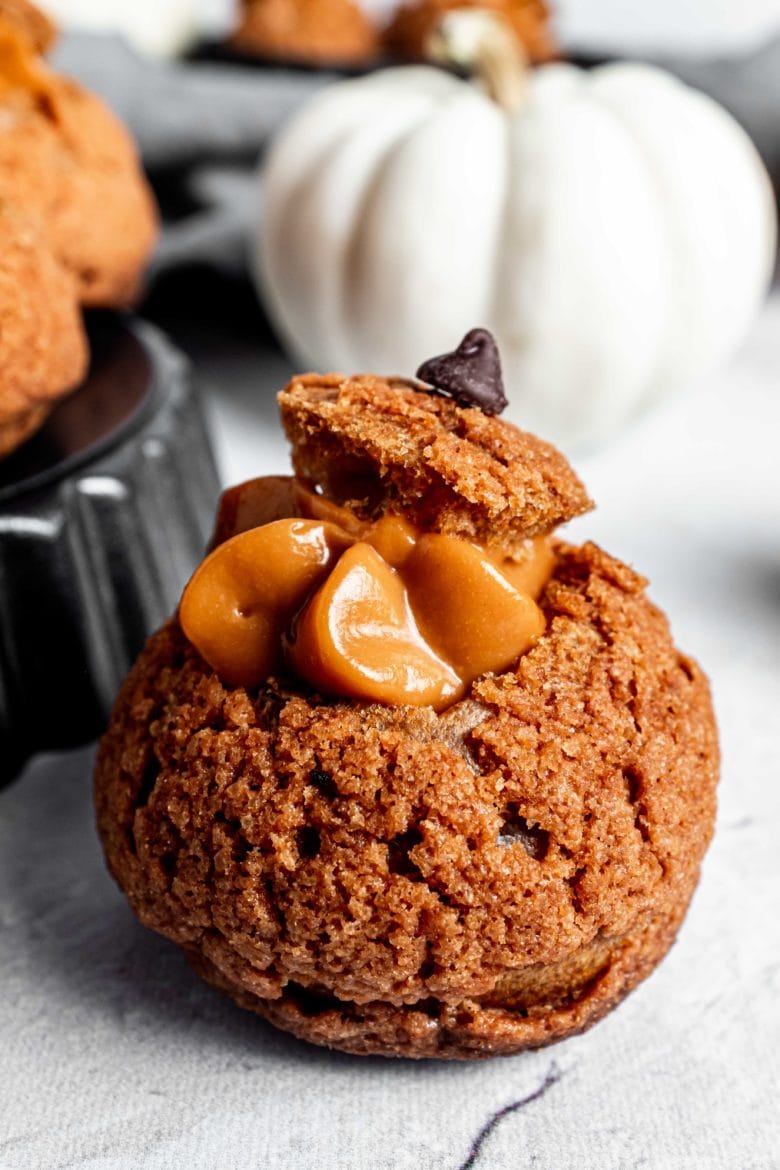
[95,331,719,1059]
[0,1,158,456]
[232,0,379,66]
[384,0,558,63]
[0,2,157,307]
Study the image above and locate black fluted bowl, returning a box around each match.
[0,314,220,785]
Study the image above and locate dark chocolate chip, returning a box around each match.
[416,328,508,416]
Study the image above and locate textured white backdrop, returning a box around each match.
[1,293,779,1170]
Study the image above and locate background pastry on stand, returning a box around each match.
[0,0,157,452]
[0,1,219,787]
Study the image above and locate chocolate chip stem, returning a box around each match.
[417,328,509,415]
[424,9,530,114]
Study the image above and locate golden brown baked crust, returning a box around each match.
[384,0,557,64]
[95,541,718,1059]
[232,0,379,65]
[0,213,88,457]
[0,0,56,51]
[279,374,593,550]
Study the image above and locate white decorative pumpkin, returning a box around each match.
[257,11,777,447]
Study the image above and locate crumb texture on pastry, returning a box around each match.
[279,374,593,551]
[95,541,718,1058]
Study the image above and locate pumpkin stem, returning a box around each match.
[425,9,530,113]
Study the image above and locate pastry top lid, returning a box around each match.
[279,371,592,550]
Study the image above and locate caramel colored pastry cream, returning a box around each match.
[95,330,719,1060]
[232,0,379,66]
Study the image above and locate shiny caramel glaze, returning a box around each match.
[183,476,555,708]
[179,519,352,689]
[288,542,461,708]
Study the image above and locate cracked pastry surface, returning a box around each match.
[95,534,718,1058]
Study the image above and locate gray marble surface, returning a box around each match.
[1,292,779,1169]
